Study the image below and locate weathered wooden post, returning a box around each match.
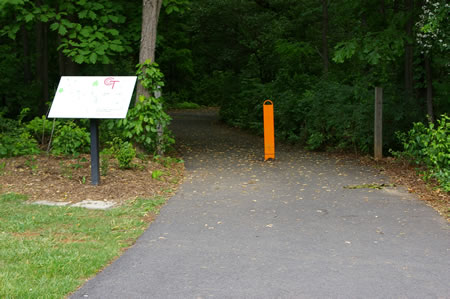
[374,87,383,160]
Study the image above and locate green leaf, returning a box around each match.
[24,13,34,23]
[108,29,119,36]
[40,14,49,22]
[89,52,97,64]
[109,43,124,52]
[50,23,59,31]
[74,55,85,64]
[61,19,73,28]
[94,31,105,39]
[80,27,91,37]
[109,15,119,23]
[88,11,96,20]
[58,25,67,36]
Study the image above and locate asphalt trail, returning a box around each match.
[72,110,449,298]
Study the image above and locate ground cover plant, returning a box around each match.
[0,193,166,298]
[392,114,449,192]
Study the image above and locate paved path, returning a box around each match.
[73,110,449,298]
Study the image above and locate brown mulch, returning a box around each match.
[0,154,184,205]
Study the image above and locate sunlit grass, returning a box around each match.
[0,193,165,298]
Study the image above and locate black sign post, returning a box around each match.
[90,119,101,185]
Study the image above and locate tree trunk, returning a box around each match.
[57,35,65,76]
[136,0,163,102]
[380,0,385,16]
[404,0,414,100]
[35,19,49,114]
[42,23,49,111]
[56,3,65,76]
[424,55,434,123]
[322,0,329,74]
[21,25,32,83]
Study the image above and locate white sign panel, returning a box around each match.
[48,76,137,119]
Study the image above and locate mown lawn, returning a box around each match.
[0,193,165,298]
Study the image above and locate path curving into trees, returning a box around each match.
[72,109,450,298]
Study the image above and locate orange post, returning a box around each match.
[263,100,275,161]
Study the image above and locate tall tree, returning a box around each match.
[136,0,163,100]
[404,0,414,99]
[35,1,49,114]
[322,0,329,74]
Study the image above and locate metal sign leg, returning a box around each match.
[90,119,100,185]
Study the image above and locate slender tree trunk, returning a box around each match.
[35,20,49,114]
[36,21,43,83]
[136,0,163,102]
[404,0,414,100]
[21,25,32,83]
[322,0,329,74]
[424,55,434,122]
[57,35,65,76]
[380,0,386,16]
[64,56,79,75]
[42,23,49,111]
[56,3,65,76]
[35,0,49,114]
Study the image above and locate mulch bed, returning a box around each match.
[0,154,184,205]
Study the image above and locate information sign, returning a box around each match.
[48,76,137,119]
[48,76,137,186]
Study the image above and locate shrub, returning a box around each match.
[116,141,136,169]
[0,116,40,157]
[219,79,374,153]
[0,131,40,157]
[51,122,90,156]
[393,114,449,191]
[111,61,175,154]
[26,116,59,146]
[100,147,114,176]
[115,96,174,154]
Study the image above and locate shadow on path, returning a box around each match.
[72,110,449,298]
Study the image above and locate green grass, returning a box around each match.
[0,193,165,298]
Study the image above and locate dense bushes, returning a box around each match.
[111,60,174,154]
[0,115,91,158]
[393,115,449,192]
[219,79,416,154]
[51,122,91,156]
[111,95,174,154]
[0,115,40,158]
[0,62,174,159]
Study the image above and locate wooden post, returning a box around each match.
[374,87,383,160]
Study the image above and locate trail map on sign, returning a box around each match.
[48,76,137,119]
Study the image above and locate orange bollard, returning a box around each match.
[263,100,275,161]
